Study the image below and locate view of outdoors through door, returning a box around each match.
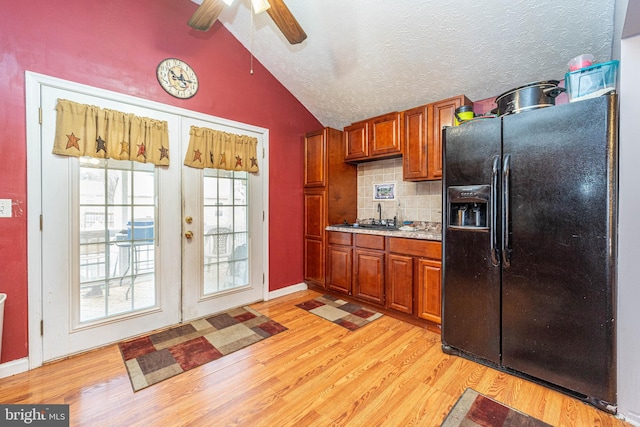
[79,158,156,323]
[203,169,249,294]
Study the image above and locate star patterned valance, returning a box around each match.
[184,126,259,173]
[52,99,170,166]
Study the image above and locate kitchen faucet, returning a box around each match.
[377,203,381,223]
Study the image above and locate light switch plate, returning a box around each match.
[0,199,12,218]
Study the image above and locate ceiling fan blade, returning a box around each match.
[265,0,307,45]
[188,0,225,31]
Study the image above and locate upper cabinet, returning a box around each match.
[369,112,404,157]
[344,112,403,162]
[430,96,471,179]
[343,95,472,176]
[344,120,368,161]
[304,130,327,187]
[403,95,472,181]
[402,104,430,180]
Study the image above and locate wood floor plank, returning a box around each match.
[396,384,458,427]
[0,289,630,427]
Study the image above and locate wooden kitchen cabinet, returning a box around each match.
[417,258,442,324]
[303,128,357,288]
[324,232,442,328]
[353,234,385,305]
[354,249,385,304]
[304,130,327,187]
[326,232,385,305]
[303,190,325,285]
[326,231,353,295]
[388,237,442,324]
[386,253,414,314]
[344,121,368,161]
[344,112,403,162]
[403,95,472,181]
[304,190,325,240]
[369,112,403,157]
[431,96,471,178]
[402,104,430,181]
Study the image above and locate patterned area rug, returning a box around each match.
[118,306,287,391]
[295,294,383,331]
[441,388,553,427]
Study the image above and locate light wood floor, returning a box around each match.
[0,289,630,426]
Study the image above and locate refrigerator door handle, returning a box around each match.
[502,154,511,267]
[490,156,500,266]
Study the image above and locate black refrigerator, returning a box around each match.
[441,94,617,413]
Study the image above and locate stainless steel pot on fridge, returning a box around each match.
[494,80,565,116]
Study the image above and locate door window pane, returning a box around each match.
[203,169,249,294]
[79,158,157,323]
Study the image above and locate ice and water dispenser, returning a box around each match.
[447,185,490,229]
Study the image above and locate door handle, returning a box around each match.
[185,230,193,239]
[502,154,511,268]
[490,156,500,266]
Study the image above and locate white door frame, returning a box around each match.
[25,71,269,369]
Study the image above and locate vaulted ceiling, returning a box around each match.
[192,0,615,129]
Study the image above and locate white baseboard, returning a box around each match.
[0,357,29,379]
[619,411,640,426]
[267,282,308,300]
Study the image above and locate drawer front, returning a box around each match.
[388,237,441,259]
[355,234,385,250]
[328,231,352,246]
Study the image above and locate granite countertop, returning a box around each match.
[326,222,442,242]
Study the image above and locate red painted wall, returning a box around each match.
[0,0,321,363]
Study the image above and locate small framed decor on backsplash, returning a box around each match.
[373,182,396,200]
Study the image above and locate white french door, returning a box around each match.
[28,73,268,363]
[181,117,265,321]
[39,85,182,361]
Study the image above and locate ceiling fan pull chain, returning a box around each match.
[250,1,255,75]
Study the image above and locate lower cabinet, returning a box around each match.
[325,231,442,327]
[327,232,353,294]
[386,254,414,314]
[353,234,385,304]
[388,237,442,325]
[417,258,442,324]
[304,237,325,287]
[354,248,385,305]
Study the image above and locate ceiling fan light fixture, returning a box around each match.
[251,0,271,14]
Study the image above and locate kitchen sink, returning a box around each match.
[333,223,399,231]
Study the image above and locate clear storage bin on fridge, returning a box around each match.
[565,60,619,102]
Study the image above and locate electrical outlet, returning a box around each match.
[0,199,12,218]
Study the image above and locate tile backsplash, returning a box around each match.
[357,158,442,224]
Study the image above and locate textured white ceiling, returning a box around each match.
[194,0,615,129]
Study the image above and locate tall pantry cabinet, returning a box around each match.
[303,128,357,287]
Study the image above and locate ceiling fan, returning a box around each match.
[188,0,307,45]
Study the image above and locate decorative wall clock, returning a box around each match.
[156,58,199,99]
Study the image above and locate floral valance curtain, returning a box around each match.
[53,99,170,166]
[184,126,259,173]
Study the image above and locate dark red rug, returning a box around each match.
[118,306,287,391]
[441,388,552,427]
